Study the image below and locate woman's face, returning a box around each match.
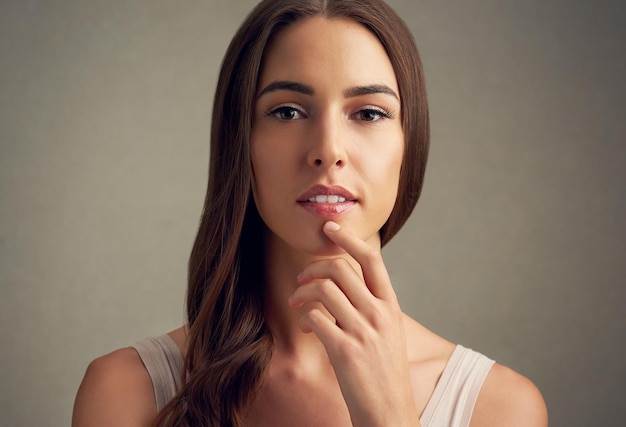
[251,17,404,256]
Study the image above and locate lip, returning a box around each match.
[297,184,358,219]
[297,184,357,202]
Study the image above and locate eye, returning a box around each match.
[351,107,393,122]
[267,105,307,121]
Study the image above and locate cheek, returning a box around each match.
[252,146,281,185]
[370,135,404,216]
[364,136,404,185]
[250,142,291,213]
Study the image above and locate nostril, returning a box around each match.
[312,158,343,167]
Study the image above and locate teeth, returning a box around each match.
[308,195,347,203]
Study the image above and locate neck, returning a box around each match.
[261,228,363,360]
[260,224,383,360]
[262,236,326,357]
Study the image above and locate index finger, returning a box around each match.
[323,221,397,302]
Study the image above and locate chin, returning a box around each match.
[304,241,348,258]
[292,230,346,258]
[266,225,340,260]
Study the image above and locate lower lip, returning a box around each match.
[298,201,357,218]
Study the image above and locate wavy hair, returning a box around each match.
[156,0,429,425]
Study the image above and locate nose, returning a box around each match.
[306,113,347,169]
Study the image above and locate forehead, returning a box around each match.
[257,16,398,94]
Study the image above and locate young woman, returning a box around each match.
[73,1,548,426]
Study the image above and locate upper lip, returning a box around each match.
[297,184,357,202]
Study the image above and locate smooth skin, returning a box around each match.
[73,17,548,427]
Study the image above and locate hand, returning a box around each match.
[288,221,421,427]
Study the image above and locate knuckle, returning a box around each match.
[328,257,348,274]
[353,325,374,345]
[336,337,361,360]
[299,308,322,333]
[305,308,320,323]
[364,248,382,265]
[316,280,335,298]
[366,304,392,331]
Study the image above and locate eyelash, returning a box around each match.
[266,105,307,121]
[352,107,394,122]
[266,105,394,122]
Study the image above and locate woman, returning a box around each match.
[73,0,548,426]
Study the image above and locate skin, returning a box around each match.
[72,17,548,427]
[248,17,414,427]
[251,17,403,259]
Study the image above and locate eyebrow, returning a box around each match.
[344,84,399,100]
[257,81,314,98]
[257,80,399,100]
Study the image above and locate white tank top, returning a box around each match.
[420,344,495,426]
[133,335,494,427]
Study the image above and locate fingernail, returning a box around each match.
[324,221,340,232]
[288,294,302,307]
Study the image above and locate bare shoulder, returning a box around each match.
[471,362,548,427]
[401,313,456,359]
[400,313,458,415]
[400,314,547,426]
[72,347,156,427]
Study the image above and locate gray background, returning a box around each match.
[1,0,624,426]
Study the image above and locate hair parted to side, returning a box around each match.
[155,0,429,425]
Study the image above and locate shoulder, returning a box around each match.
[167,325,189,357]
[470,362,548,427]
[401,313,455,359]
[72,347,156,427]
[400,314,547,426]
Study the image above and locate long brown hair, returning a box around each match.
[156,0,429,425]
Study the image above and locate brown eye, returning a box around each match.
[268,106,306,121]
[352,108,392,122]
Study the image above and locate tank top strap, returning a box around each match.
[132,334,183,411]
[420,345,495,427]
